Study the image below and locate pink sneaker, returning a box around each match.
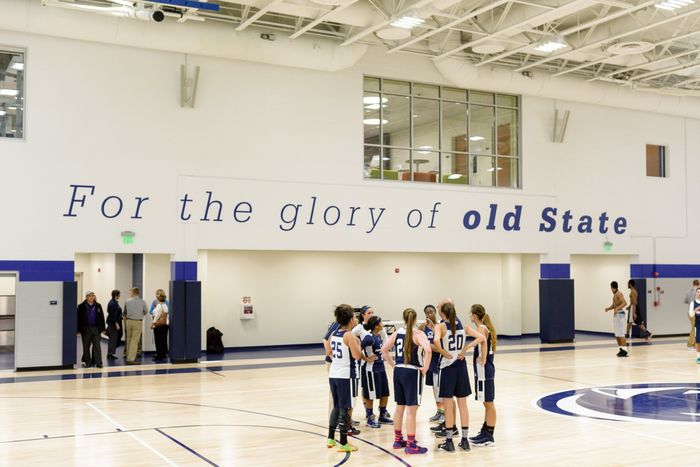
[404,444,428,454]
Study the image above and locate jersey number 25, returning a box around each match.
[331,341,343,359]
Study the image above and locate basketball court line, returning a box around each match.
[86,402,179,467]
[154,428,219,466]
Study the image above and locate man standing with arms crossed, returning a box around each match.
[123,287,148,365]
[605,281,628,357]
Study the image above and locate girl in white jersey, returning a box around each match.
[327,304,363,453]
[434,302,485,453]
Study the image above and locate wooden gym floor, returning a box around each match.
[0,336,697,466]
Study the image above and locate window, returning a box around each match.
[0,49,24,139]
[646,144,667,178]
[363,77,520,188]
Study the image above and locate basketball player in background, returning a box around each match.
[605,281,629,357]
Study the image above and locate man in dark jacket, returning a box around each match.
[77,291,106,368]
[106,290,122,360]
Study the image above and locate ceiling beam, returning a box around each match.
[235,0,284,31]
[631,54,700,82]
[476,0,656,68]
[289,0,360,39]
[387,0,511,53]
[516,5,700,72]
[434,0,596,60]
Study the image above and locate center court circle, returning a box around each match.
[534,382,700,423]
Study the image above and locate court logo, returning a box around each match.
[534,383,700,423]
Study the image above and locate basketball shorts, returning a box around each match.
[613,312,626,337]
[438,362,472,399]
[362,370,390,400]
[393,366,423,406]
[329,377,358,409]
[474,363,495,402]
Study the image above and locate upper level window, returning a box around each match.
[363,76,519,188]
[0,49,24,139]
[646,144,667,177]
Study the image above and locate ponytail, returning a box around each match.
[403,308,417,365]
[441,302,457,335]
[471,304,497,351]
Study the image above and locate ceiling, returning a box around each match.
[43,0,700,94]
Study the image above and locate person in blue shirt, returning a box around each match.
[106,289,122,360]
[149,289,170,317]
[360,316,392,428]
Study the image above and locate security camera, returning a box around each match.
[260,33,276,41]
[152,10,165,22]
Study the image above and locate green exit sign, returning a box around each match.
[121,231,135,244]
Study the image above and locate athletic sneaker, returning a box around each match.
[337,443,358,452]
[459,438,471,451]
[404,444,428,455]
[348,427,361,436]
[434,427,459,438]
[437,439,455,453]
[429,411,443,422]
[616,349,628,357]
[696,357,700,364]
[471,433,494,447]
[326,439,336,448]
[378,413,393,425]
[645,333,653,341]
[392,440,407,449]
[469,428,486,443]
[366,415,380,429]
[430,422,445,432]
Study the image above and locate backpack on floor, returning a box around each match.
[206,326,224,353]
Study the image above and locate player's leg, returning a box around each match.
[403,370,427,455]
[377,371,393,424]
[393,368,407,449]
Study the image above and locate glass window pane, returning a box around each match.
[497,157,519,188]
[497,94,518,107]
[383,94,411,148]
[413,83,439,98]
[442,87,467,102]
[383,79,410,94]
[408,150,438,183]
[469,105,494,154]
[363,92,384,145]
[646,144,666,177]
[364,76,380,92]
[442,102,468,153]
[470,155,496,187]
[496,108,518,156]
[364,146,383,179]
[413,98,439,151]
[0,50,25,139]
[441,153,468,184]
[385,148,410,181]
[470,90,494,105]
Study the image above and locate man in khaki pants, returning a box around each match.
[685,280,699,348]
[123,287,148,365]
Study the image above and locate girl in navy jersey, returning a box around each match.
[469,304,497,446]
[360,316,393,427]
[420,305,445,424]
[434,302,485,453]
[327,304,363,453]
[381,308,432,455]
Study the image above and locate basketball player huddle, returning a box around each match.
[323,299,497,455]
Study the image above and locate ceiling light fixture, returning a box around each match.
[391,16,425,29]
[363,118,388,125]
[363,96,388,105]
[11,63,24,71]
[0,111,5,116]
[469,136,485,141]
[487,167,503,172]
[535,36,568,53]
[655,0,694,10]
[417,145,433,154]
[447,174,463,179]
[0,89,18,96]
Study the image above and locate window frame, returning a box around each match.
[0,45,27,141]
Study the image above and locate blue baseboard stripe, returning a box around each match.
[540,263,570,279]
[631,264,700,279]
[0,261,74,282]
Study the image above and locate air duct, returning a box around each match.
[0,0,367,72]
[434,57,700,119]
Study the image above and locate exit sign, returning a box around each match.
[121,230,135,244]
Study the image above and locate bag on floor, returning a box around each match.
[206,326,224,353]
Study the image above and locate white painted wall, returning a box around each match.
[521,254,540,334]
[644,278,695,336]
[74,253,116,307]
[200,250,536,348]
[571,255,632,333]
[0,275,15,296]
[141,254,171,352]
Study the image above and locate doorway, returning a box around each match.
[0,273,17,370]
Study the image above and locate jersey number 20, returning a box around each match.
[448,334,464,351]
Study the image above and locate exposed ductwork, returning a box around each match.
[0,0,368,72]
[433,57,700,119]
